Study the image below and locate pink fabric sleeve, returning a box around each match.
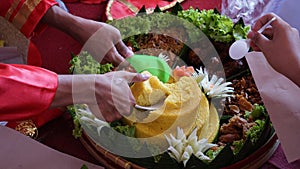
[0,63,58,121]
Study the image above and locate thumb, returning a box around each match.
[131,73,150,82]
[116,71,150,83]
[248,31,270,51]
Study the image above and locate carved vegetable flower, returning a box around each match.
[165,127,217,166]
[192,67,206,84]
[77,108,109,135]
[158,53,170,62]
[193,67,234,98]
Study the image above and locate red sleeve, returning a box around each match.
[0,63,58,121]
[0,0,58,38]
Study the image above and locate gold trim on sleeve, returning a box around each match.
[11,0,42,30]
[5,0,22,20]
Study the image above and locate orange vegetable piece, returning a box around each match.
[173,66,195,80]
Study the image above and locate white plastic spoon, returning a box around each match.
[229,17,277,60]
[134,98,166,111]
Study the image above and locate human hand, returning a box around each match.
[248,13,300,86]
[52,71,149,122]
[43,6,133,67]
[90,71,149,122]
[80,21,134,67]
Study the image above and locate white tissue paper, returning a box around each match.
[245,51,300,163]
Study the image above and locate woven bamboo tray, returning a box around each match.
[80,130,279,169]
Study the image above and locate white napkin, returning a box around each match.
[245,51,300,163]
[0,126,103,169]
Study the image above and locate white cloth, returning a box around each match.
[0,126,103,169]
[274,0,300,31]
[245,52,300,163]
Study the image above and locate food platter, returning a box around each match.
[68,4,279,169]
[79,131,279,169]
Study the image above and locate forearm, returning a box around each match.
[50,75,73,108]
[42,5,101,44]
[286,58,300,87]
[50,74,99,108]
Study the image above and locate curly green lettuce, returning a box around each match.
[233,105,267,154]
[206,146,224,161]
[177,8,250,43]
[67,104,88,138]
[69,51,114,74]
[108,15,151,39]
[110,121,135,137]
[247,119,266,144]
[232,139,244,155]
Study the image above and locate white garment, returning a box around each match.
[274,0,300,31]
[246,52,300,163]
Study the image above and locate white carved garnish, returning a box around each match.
[158,53,170,62]
[165,127,217,166]
[77,108,109,135]
[192,67,206,84]
[193,67,234,98]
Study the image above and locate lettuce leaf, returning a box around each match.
[247,119,266,144]
[177,8,250,43]
[69,51,113,74]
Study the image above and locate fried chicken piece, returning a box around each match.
[219,115,256,143]
[238,96,253,112]
[219,133,241,143]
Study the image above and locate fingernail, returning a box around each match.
[126,49,134,58]
[141,74,150,79]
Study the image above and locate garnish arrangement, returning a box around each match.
[68,4,274,169]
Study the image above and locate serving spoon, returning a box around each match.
[229,17,276,60]
[134,98,165,111]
